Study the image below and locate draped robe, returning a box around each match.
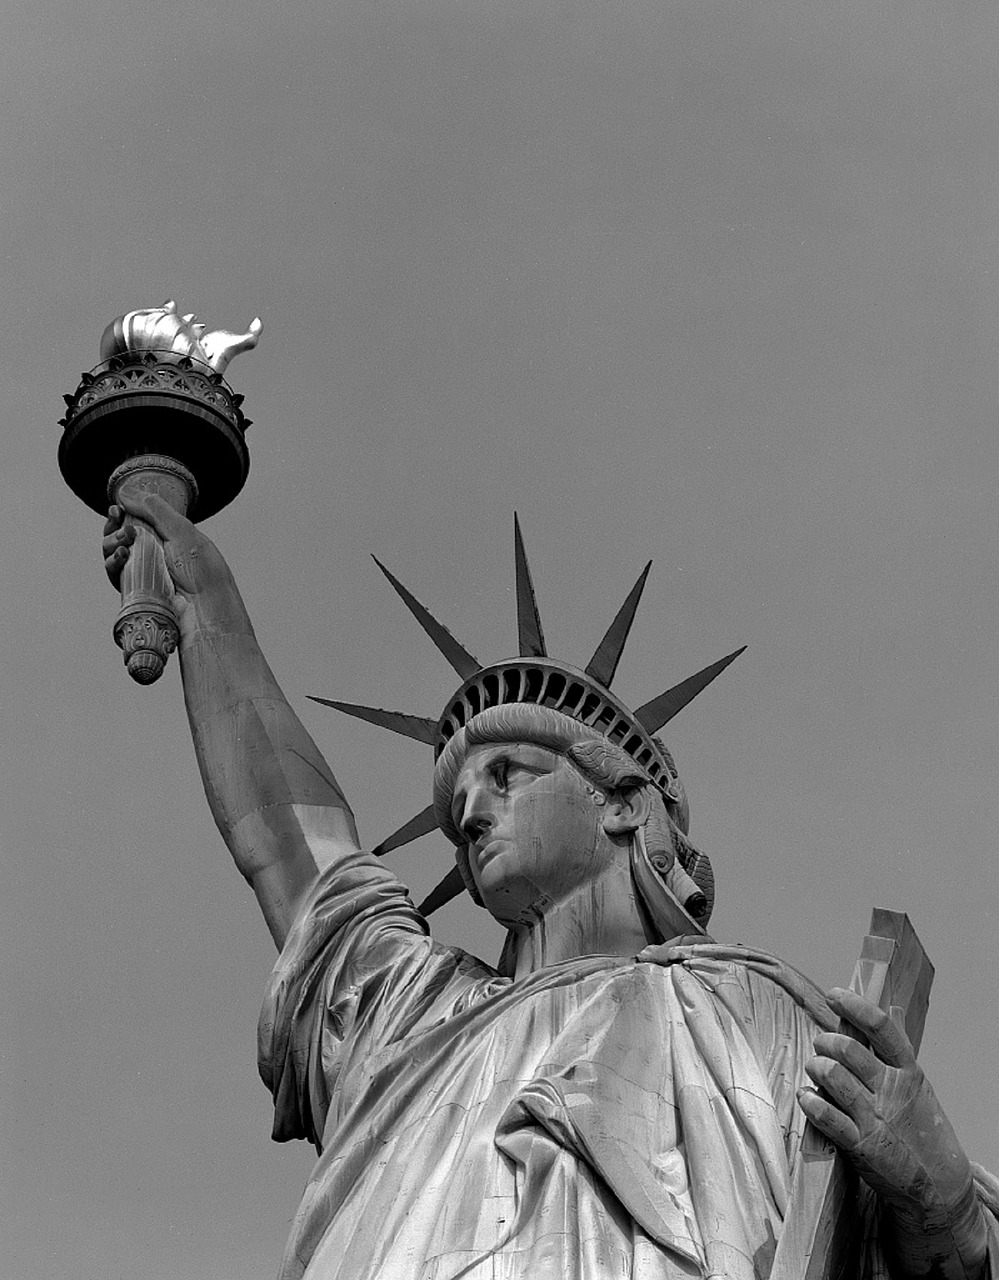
[259,851,999,1279]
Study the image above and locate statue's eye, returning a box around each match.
[489,760,510,790]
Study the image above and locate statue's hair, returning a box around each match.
[433,704,689,842]
[432,701,691,839]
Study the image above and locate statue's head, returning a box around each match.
[431,691,711,943]
[313,519,741,947]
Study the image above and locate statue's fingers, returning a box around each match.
[102,526,133,561]
[826,987,914,1068]
[102,504,125,536]
[804,1055,878,1133]
[115,490,192,543]
[104,543,130,586]
[102,518,135,584]
[811,1031,885,1092]
[796,1087,861,1150]
[102,517,135,551]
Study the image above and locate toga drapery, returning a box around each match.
[258,851,998,1279]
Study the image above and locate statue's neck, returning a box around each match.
[508,856,652,981]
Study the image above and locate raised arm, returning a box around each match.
[104,494,361,948]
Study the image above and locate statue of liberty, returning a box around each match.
[104,490,998,1280]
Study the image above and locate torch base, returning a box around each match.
[58,352,250,523]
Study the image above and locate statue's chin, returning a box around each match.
[477,869,548,928]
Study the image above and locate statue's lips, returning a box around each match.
[472,840,507,869]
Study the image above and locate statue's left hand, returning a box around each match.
[801,987,987,1276]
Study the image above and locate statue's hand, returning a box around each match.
[103,494,248,642]
[800,987,986,1277]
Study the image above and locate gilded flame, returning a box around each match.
[100,299,262,375]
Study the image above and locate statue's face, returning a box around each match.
[449,742,612,925]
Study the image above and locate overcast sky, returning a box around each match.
[4,1,999,1276]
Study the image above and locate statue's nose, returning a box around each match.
[459,787,494,841]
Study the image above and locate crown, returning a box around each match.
[311,516,743,916]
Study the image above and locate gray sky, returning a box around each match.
[4,0,999,1276]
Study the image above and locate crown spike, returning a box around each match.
[584,561,652,688]
[633,646,747,734]
[307,697,437,745]
[372,804,439,857]
[417,864,466,916]
[373,556,481,679]
[514,514,547,658]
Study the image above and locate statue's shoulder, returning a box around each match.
[637,939,837,1031]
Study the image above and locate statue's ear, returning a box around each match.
[602,783,652,837]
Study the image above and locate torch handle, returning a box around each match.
[109,455,197,685]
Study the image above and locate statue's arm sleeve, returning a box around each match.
[856,1168,999,1278]
[258,851,497,1148]
[179,614,361,950]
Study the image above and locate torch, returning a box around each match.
[59,301,261,684]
